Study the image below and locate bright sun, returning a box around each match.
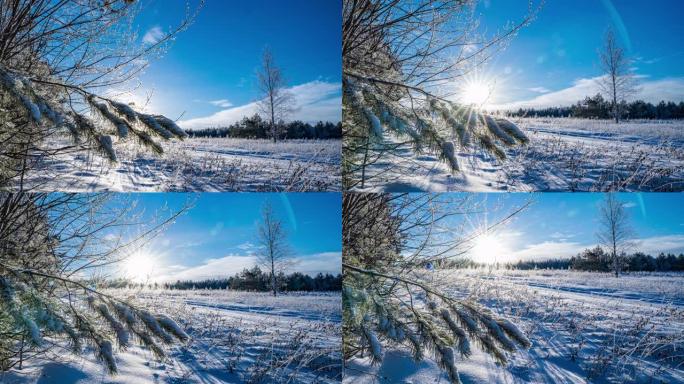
[470,233,507,264]
[461,80,493,106]
[123,252,155,282]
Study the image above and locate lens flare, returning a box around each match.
[123,252,156,282]
[460,77,495,107]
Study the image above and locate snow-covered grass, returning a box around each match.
[20,137,341,192]
[1,290,341,384]
[354,118,684,192]
[345,269,684,384]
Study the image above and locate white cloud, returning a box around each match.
[549,231,575,240]
[633,235,684,255]
[209,99,233,108]
[291,252,342,276]
[494,76,684,110]
[159,255,256,281]
[236,242,255,251]
[157,252,341,282]
[179,81,341,129]
[509,234,684,261]
[528,87,550,94]
[142,26,164,45]
[509,241,587,261]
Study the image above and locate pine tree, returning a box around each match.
[0,0,200,188]
[342,193,530,383]
[0,193,188,374]
[342,0,539,189]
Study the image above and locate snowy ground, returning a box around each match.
[354,118,684,192]
[345,270,684,384]
[19,137,341,192]
[1,290,341,384]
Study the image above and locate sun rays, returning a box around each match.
[459,75,497,107]
[123,251,157,282]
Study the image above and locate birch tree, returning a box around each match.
[598,28,637,123]
[596,193,634,277]
[256,202,291,296]
[257,48,294,143]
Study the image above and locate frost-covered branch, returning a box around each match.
[343,193,530,383]
[0,0,202,188]
[0,192,191,374]
[342,0,541,188]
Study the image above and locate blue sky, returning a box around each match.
[112,0,341,128]
[468,0,684,108]
[107,193,341,282]
[462,193,684,263]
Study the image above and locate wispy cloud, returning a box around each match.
[234,242,258,255]
[179,81,341,129]
[509,241,587,261]
[142,26,164,45]
[633,235,684,255]
[528,87,550,94]
[510,234,684,261]
[157,252,341,282]
[494,76,684,110]
[549,231,575,241]
[209,99,233,108]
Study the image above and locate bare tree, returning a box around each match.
[342,0,541,189]
[598,28,637,123]
[596,193,634,277]
[256,202,291,296]
[257,48,293,143]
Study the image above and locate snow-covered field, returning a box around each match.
[356,118,684,192]
[1,290,341,384]
[345,269,684,384]
[20,137,341,192]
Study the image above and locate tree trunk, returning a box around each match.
[271,258,277,296]
[270,93,276,143]
[612,74,619,124]
[360,133,370,188]
[613,243,619,278]
[18,334,24,370]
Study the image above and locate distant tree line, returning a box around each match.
[503,247,684,272]
[504,94,684,120]
[96,267,341,291]
[186,114,342,140]
[430,247,684,273]
[503,258,573,270]
[163,267,342,291]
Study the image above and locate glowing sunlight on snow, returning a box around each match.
[460,78,495,107]
[470,233,508,264]
[123,252,157,282]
